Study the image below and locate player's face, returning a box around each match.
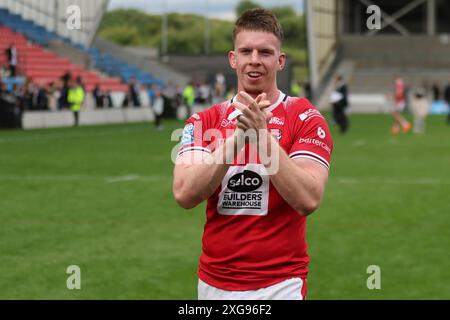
[229,30,285,98]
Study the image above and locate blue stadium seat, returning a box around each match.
[0,6,165,88]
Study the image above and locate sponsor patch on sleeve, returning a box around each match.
[181,123,195,146]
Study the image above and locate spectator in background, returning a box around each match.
[47,82,60,112]
[163,80,176,118]
[330,75,350,134]
[58,72,71,110]
[123,76,141,107]
[174,84,183,111]
[147,84,156,106]
[5,43,17,77]
[152,87,164,131]
[290,80,301,97]
[444,80,450,125]
[36,85,48,110]
[391,75,412,135]
[410,87,429,134]
[0,77,5,94]
[431,81,441,102]
[130,76,141,107]
[105,91,113,108]
[23,81,36,110]
[93,83,103,108]
[182,81,195,118]
[212,73,226,105]
[68,77,85,127]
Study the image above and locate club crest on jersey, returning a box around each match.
[270,129,282,140]
[221,119,231,127]
[181,123,195,145]
[299,108,324,122]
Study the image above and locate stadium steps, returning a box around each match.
[0,26,127,93]
[330,35,450,112]
[0,7,162,91]
[92,36,189,88]
[341,35,450,69]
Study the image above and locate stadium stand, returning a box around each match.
[305,0,450,113]
[0,7,164,91]
[0,25,127,92]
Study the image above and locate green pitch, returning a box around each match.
[0,114,449,299]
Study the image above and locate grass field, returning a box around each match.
[0,113,449,299]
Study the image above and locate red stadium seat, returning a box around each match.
[1,26,127,92]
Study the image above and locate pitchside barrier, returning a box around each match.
[21,103,209,129]
[22,107,155,129]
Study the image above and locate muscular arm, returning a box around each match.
[173,132,243,209]
[263,131,329,216]
[233,92,330,216]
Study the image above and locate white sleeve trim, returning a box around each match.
[177,146,211,158]
[289,150,330,170]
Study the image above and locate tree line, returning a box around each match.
[98,1,307,70]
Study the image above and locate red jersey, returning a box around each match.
[177,92,333,291]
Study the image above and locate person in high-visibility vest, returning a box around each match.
[68,77,85,127]
[182,81,195,119]
[290,80,302,97]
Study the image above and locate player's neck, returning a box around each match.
[238,87,280,105]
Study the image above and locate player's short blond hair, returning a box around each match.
[233,8,284,44]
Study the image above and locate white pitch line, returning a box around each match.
[106,175,140,183]
[352,140,367,147]
[0,175,98,181]
[334,177,450,185]
[0,127,147,144]
[0,174,169,183]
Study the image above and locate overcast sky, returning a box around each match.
[108,0,304,21]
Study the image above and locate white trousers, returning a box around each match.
[198,278,305,300]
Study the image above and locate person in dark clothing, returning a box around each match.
[431,81,441,102]
[58,72,71,110]
[93,84,103,108]
[330,75,350,134]
[36,86,48,110]
[122,77,141,107]
[105,91,113,108]
[444,81,450,125]
[303,81,312,101]
[5,44,17,77]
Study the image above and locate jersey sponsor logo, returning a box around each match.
[318,126,326,139]
[227,170,263,192]
[269,117,284,125]
[299,108,324,122]
[218,164,269,216]
[299,138,331,154]
[181,123,195,145]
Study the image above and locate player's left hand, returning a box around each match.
[232,91,272,133]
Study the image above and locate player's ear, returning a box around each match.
[278,52,286,71]
[228,51,237,70]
